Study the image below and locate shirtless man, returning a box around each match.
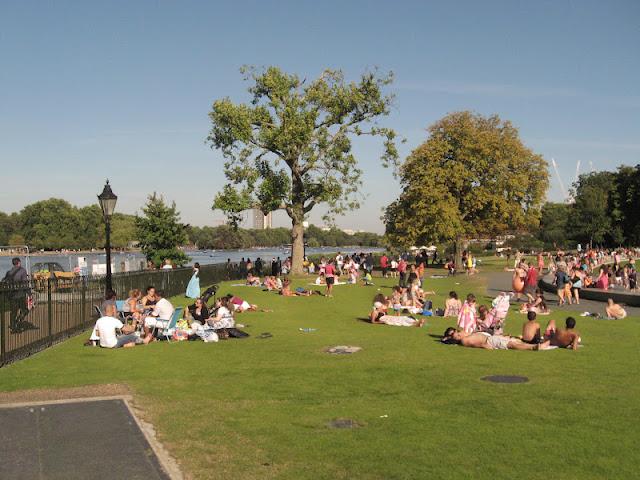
[605,298,627,319]
[442,327,547,350]
[543,317,581,350]
[522,311,541,344]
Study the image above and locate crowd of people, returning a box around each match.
[85,246,637,350]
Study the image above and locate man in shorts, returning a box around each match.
[442,327,547,350]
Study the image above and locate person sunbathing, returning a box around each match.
[521,311,541,344]
[442,327,547,350]
[263,276,277,290]
[370,295,425,327]
[280,279,313,296]
[605,298,627,319]
[543,317,580,350]
[246,273,261,286]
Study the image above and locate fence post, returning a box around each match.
[47,278,53,346]
[0,290,5,365]
[81,279,86,329]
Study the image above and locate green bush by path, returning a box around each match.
[0,274,638,479]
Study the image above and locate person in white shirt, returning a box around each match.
[95,304,139,348]
[143,290,175,339]
[161,259,173,270]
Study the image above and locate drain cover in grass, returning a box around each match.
[328,418,362,429]
[325,345,362,354]
[482,375,529,384]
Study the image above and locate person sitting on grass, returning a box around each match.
[605,298,627,319]
[369,294,425,327]
[188,298,210,324]
[207,297,236,331]
[362,271,374,286]
[314,272,326,285]
[441,327,548,350]
[444,291,462,317]
[95,304,145,348]
[543,317,581,350]
[246,272,261,286]
[519,288,550,315]
[521,311,541,344]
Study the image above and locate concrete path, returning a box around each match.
[0,399,170,479]
[484,271,640,318]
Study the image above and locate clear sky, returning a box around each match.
[1,0,638,233]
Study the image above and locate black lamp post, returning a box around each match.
[97,180,117,292]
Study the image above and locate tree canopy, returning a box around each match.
[0,199,138,250]
[207,66,399,273]
[384,111,549,252]
[135,193,189,267]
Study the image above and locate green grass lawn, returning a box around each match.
[0,272,638,479]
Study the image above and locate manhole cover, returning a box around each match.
[328,418,362,429]
[325,345,362,354]
[482,375,529,384]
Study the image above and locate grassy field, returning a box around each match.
[0,270,638,479]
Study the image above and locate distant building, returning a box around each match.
[251,209,272,229]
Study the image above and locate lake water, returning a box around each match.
[0,246,384,278]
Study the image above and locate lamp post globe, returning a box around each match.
[97,180,118,293]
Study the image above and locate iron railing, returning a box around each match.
[0,263,241,366]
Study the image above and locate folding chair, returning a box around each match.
[155,307,183,342]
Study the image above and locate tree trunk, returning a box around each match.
[454,236,468,272]
[290,219,305,275]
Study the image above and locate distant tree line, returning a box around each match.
[535,165,640,250]
[0,197,382,252]
[0,198,137,250]
[186,223,382,250]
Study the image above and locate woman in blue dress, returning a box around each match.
[186,263,201,299]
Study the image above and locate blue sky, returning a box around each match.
[1,0,638,233]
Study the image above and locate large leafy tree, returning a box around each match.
[135,193,189,267]
[384,111,549,262]
[207,66,399,274]
[611,164,640,246]
[537,202,572,249]
[19,199,81,250]
[568,171,617,247]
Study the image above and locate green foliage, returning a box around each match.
[207,66,399,272]
[0,199,138,250]
[611,164,640,245]
[186,224,382,250]
[567,171,616,246]
[385,111,549,248]
[537,202,571,249]
[135,193,189,267]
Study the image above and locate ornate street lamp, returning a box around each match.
[97,180,117,292]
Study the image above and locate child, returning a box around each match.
[362,271,374,286]
[457,294,477,333]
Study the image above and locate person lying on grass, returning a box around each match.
[280,278,309,296]
[369,294,425,327]
[605,298,627,319]
[441,326,548,351]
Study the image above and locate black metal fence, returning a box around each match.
[0,263,239,366]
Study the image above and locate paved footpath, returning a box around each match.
[484,271,640,318]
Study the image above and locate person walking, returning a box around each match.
[3,257,30,333]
